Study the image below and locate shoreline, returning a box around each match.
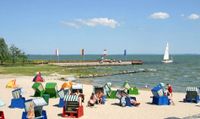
[0,75,200,119]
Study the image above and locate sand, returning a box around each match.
[0,75,199,119]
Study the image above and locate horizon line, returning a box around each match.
[27,53,200,55]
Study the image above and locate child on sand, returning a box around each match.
[167,83,175,105]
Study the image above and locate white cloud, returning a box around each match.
[150,12,170,20]
[61,18,119,28]
[188,13,200,20]
[61,21,80,29]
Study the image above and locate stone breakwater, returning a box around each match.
[50,60,143,67]
[78,68,157,78]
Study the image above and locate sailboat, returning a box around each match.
[162,42,173,63]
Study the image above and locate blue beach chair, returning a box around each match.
[184,87,200,103]
[22,98,48,119]
[151,83,170,105]
[10,88,25,109]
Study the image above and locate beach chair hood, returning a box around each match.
[33,72,44,82]
[61,82,72,89]
[123,82,131,89]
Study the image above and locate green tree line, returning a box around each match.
[0,37,28,64]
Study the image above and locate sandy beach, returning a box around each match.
[0,75,200,119]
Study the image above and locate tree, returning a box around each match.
[0,38,9,64]
[9,44,27,64]
[9,44,21,64]
[19,52,28,64]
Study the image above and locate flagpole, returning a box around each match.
[81,49,85,62]
[56,49,59,63]
[124,49,127,61]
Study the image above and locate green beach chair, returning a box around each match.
[123,81,139,95]
[45,82,58,98]
[104,83,117,99]
[32,82,45,97]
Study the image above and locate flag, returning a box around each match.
[124,49,127,56]
[81,49,85,56]
[55,49,59,56]
[103,49,107,56]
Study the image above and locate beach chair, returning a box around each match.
[0,111,5,119]
[0,100,5,119]
[104,83,117,99]
[32,82,45,97]
[45,82,58,98]
[123,82,139,95]
[58,89,69,107]
[22,98,47,119]
[72,84,84,102]
[184,87,200,103]
[62,95,84,118]
[151,85,169,105]
[6,79,17,88]
[10,88,25,108]
[72,84,83,94]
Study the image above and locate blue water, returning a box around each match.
[28,55,200,92]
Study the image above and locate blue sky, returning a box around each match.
[0,0,200,54]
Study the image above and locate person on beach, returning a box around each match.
[167,83,175,105]
[120,91,140,107]
[74,89,85,103]
[87,93,98,107]
[96,91,105,104]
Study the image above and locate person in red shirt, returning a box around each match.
[167,84,173,96]
[167,83,175,105]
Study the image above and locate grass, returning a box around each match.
[0,64,114,76]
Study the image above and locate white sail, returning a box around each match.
[162,42,173,63]
[163,43,169,60]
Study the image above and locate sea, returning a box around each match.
[28,54,200,92]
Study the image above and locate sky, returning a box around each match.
[0,0,200,55]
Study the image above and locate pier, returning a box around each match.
[50,60,143,67]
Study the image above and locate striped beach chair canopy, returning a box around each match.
[186,87,199,92]
[64,95,79,102]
